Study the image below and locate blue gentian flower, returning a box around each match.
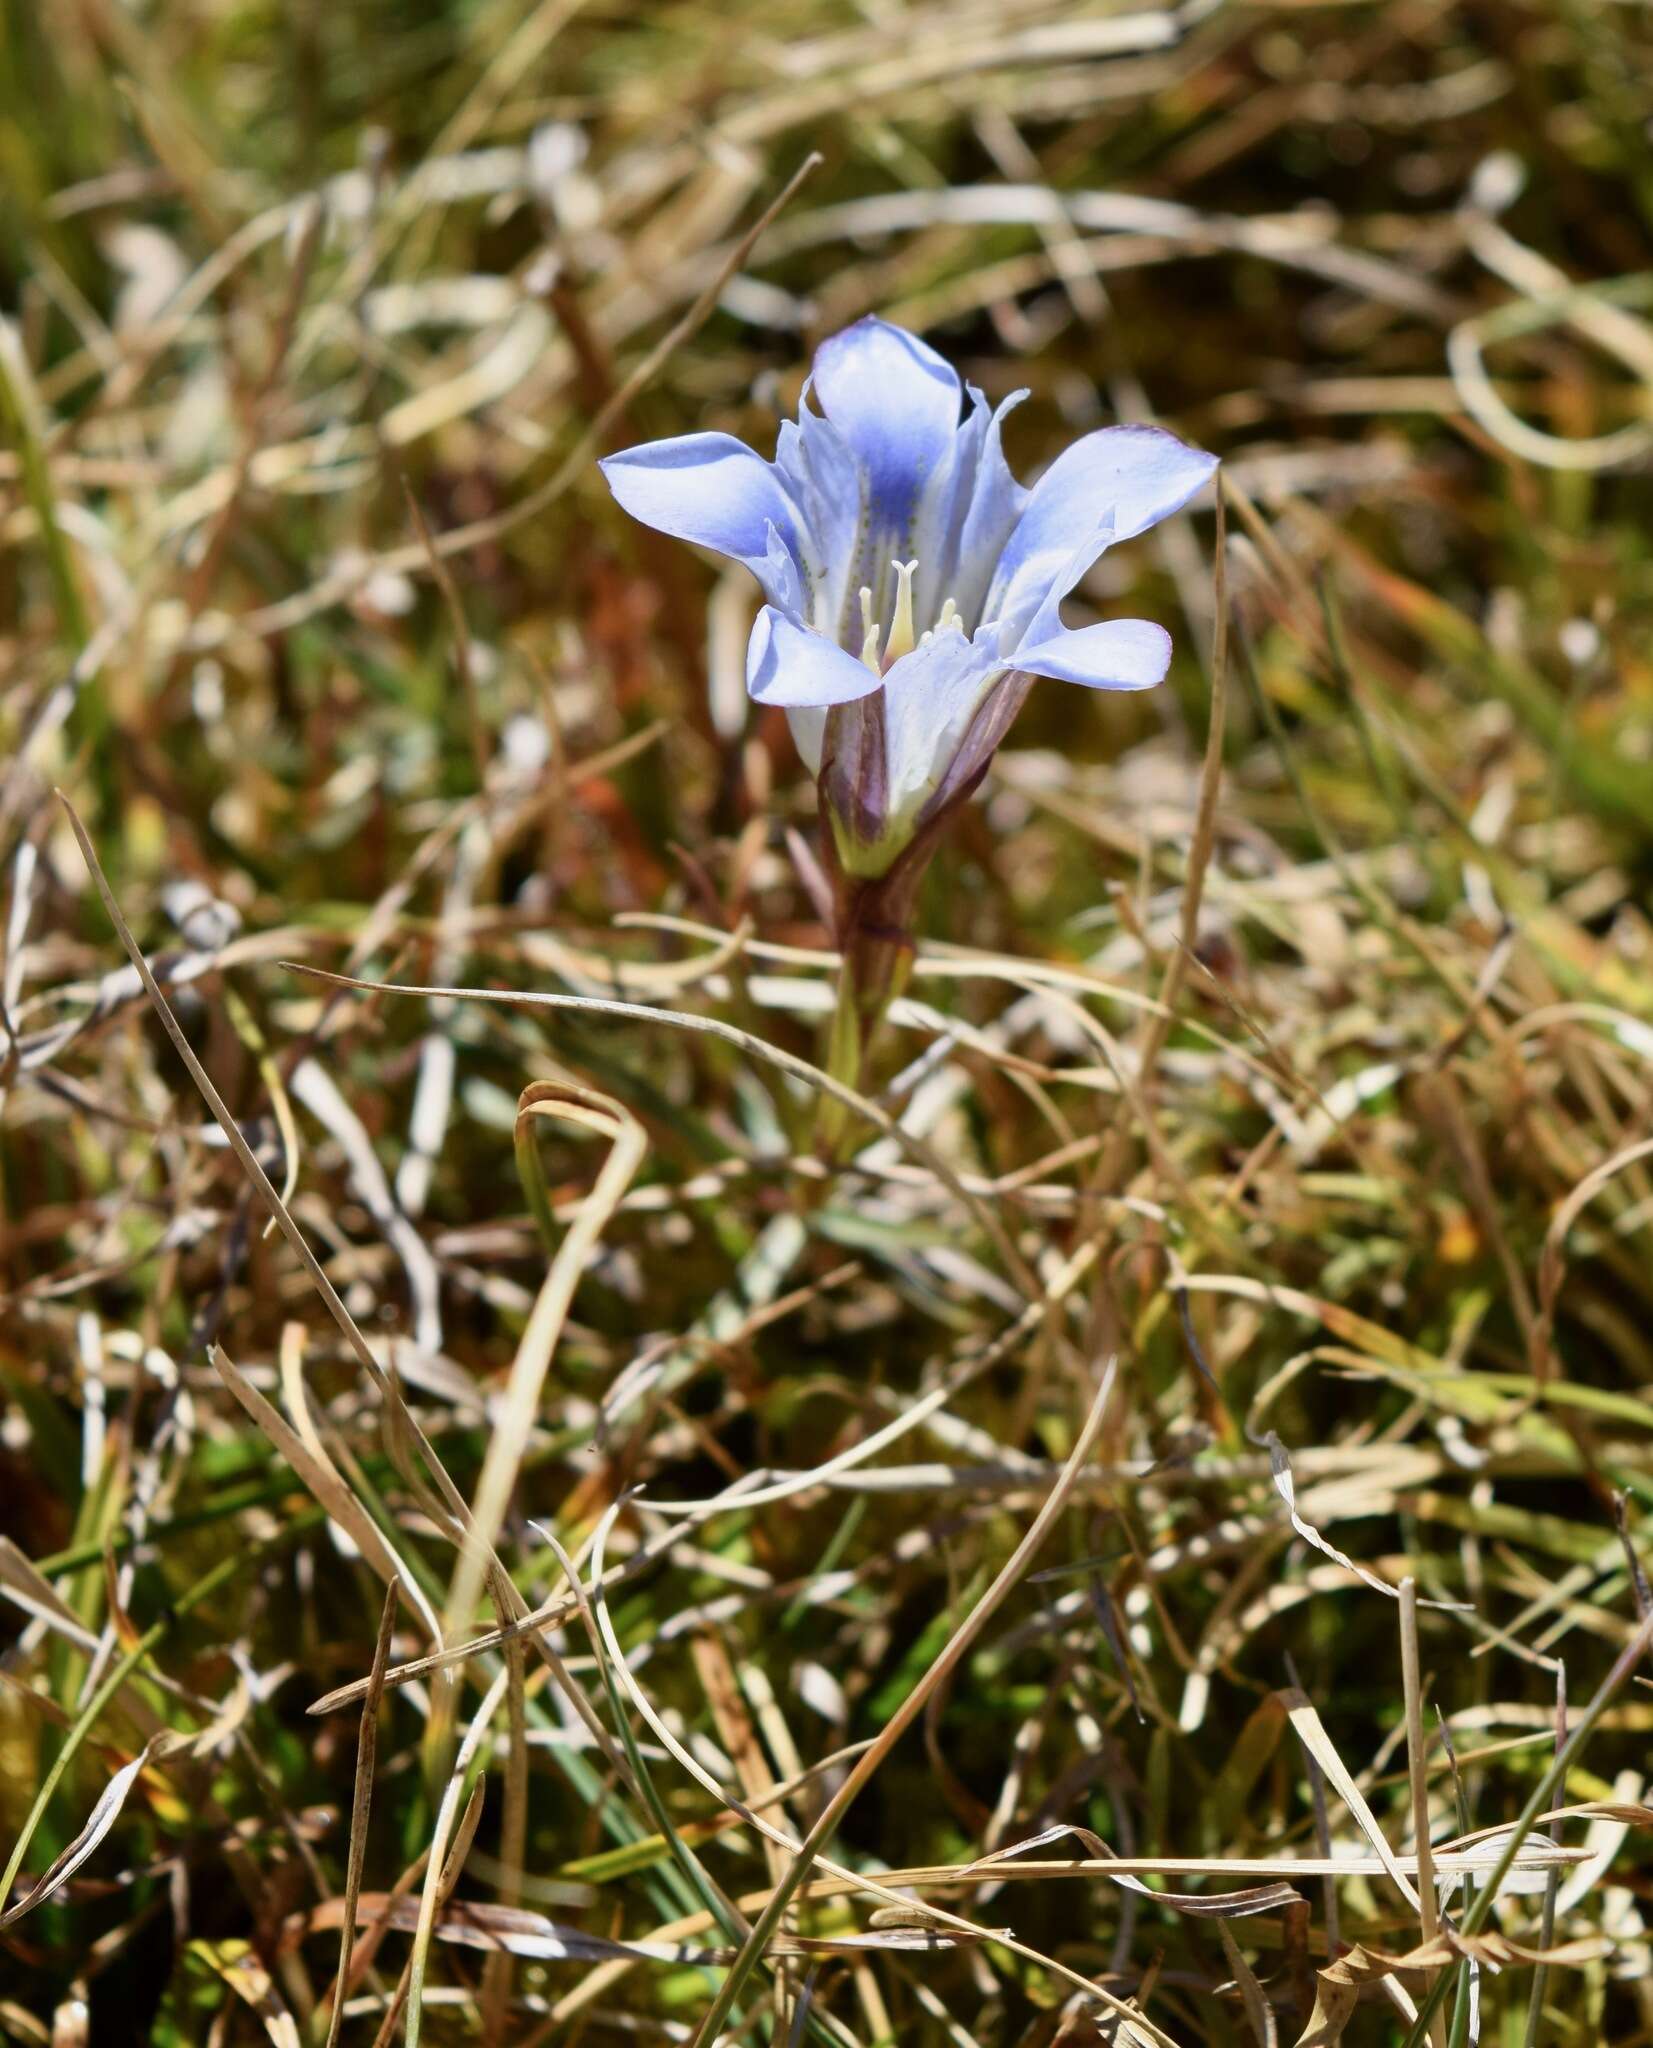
[601,317,1215,879]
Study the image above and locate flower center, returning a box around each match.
[855,559,965,675]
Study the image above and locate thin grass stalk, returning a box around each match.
[321,1576,399,2048]
[436,1081,645,1724]
[1520,1664,1567,2048]
[543,1526,756,1944]
[477,1620,528,2045]
[372,1782,485,2048]
[0,319,90,657]
[403,1676,505,2048]
[1400,1578,1449,2048]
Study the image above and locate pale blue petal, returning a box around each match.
[987,425,1215,634]
[1014,616,1172,691]
[878,628,1004,817]
[759,521,803,617]
[785,704,827,776]
[908,385,990,630]
[995,514,1113,658]
[940,388,1028,632]
[600,433,803,607]
[746,606,884,709]
[924,671,1033,821]
[812,318,961,547]
[774,402,865,641]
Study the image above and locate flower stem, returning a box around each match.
[815,866,919,1157]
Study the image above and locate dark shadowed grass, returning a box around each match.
[5,2,1653,2043]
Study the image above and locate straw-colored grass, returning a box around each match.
[4,3,1653,2042]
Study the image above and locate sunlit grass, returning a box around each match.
[4,3,1653,2044]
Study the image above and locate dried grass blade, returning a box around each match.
[322,1575,399,2048]
[1217,1919,1278,2047]
[0,1537,104,1656]
[0,1736,158,1927]
[59,793,485,1583]
[1536,1133,1653,1378]
[58,793,391,1398]
[1402,1606,1653,2046]
[0,1541,254,1924]
[1279,1688,1422,1911]
[212,1344,441,1646]
[960,1825,1301,1919]
[1400,1579,1448,2048]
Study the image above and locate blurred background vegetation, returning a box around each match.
[5,0,1653,2042]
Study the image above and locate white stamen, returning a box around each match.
[936,596,960,633]
[858,586,882,673]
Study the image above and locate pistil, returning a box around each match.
[884,559,919,663]
[857,563,966,667]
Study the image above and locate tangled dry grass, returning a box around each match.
[5,1,1653,2042]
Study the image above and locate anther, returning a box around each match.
[858,585,882,674]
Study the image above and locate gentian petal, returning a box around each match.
[757,522,803,617]
[988,424,1215,634]
[812,318,962,556]
[1014,616,1172,691]
[940,388,1028,632]
[878,628,1005,818]
[774,402,864,641]
[785,705,827,776]
[600,433,804,608]
[996,513,1112,658]
[923,671,1034,822]
[908,384,989,630]
[746,605,884,709]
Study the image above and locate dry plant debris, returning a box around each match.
[4,2,1653,2043]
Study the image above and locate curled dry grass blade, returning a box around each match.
[439,1079,645,1657]
[282,961,1037,1289]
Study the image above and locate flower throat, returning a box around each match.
[854,558,966,676]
